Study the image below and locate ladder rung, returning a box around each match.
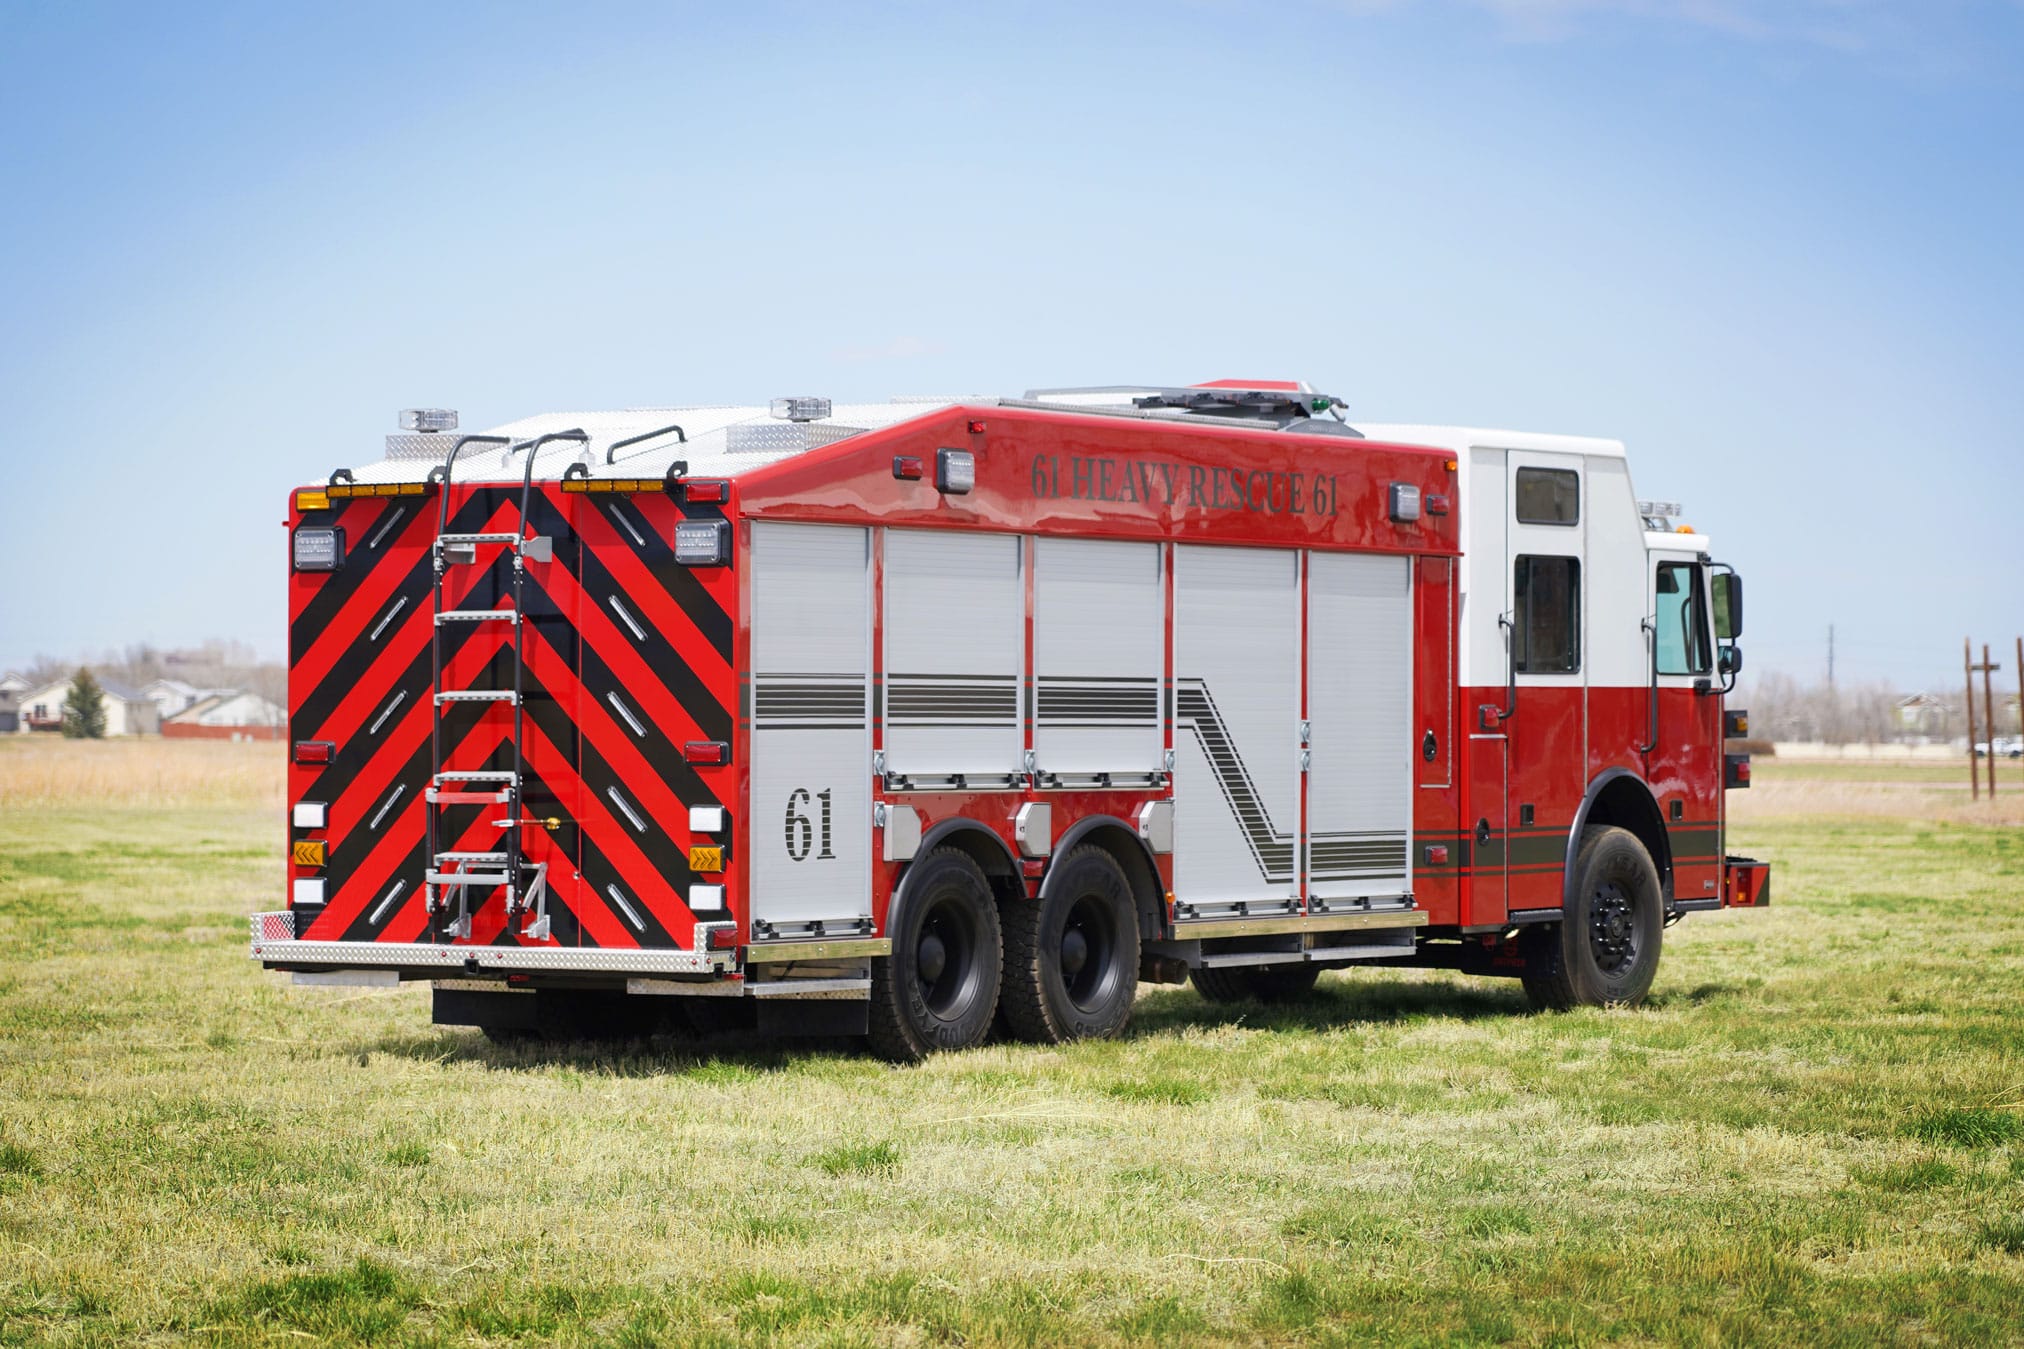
[427,871,511,886]
[436,610,520,624]
[437,851,509,863]
[436,533,525,546]
[428,789,511,805]
[436,771,518,783]
[435,690,519,705]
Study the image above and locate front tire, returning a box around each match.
[868,847,1004,1063]
[1000,845,1140,1043]
[1522,825,1663,1011]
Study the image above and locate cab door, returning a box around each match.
[1646,551,1722,902]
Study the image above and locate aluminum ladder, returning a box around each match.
[422,428,586,940]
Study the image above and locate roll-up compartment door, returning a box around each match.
[1306,552,1413,904]
[1172,544,1300,913]
[883,530,1023,786]
[749,523,871,931]
[1033,537,1163,785]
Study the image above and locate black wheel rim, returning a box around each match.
[915,892,985,1021]
[1587,880,1639,975]
[1060,892,1123,1013]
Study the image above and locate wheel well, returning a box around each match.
[915,819,1023,907]
[1045,817,1165,938]
[1571,771,1673,902]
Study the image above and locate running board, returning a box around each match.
[1168,909,1426,941]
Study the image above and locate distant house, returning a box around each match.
[0,671,30,698]
[162,690,286,741]
[0,690,16,735]
[140,678,205,719]
[14,675,162,736]
[1895,692,1949,739]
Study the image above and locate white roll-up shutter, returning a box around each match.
[749,523,871,931]
[1172,544,1301,912]
[1033,537,1163,784]
[882,530,1024,785]
[1306,552,1413,902]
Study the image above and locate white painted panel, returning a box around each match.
[1584,456,1646,689]
[1173,545,1300,908]
[1461,446,1508,690]
[884,530,1023,781]
[1306,553,1412,899]
[1033,537,1163,779]
[750,523,871,928]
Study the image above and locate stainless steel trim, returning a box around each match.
[291,969,400,987]
[253,937,731,975]
[1172,909,1427,940]
[745,978,871,998]
[746,937,891,963]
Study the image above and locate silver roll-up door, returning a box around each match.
[883,529,1023,786]
[1033,537,1163,785]
[1306,552,1413,903]
[1172,544,1301,912]
[749,523,871,930]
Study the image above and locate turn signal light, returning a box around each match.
[293,741,334,765]
[683,740,729,765]
[292,840,327,868]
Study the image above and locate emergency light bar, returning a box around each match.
[399,408,458,433]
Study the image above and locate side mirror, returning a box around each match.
[1713,573,1743,641]
[1718,645,1743,676]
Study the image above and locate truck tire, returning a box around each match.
[999,845,1139,1044]
[1191,964,1322,1004]
[868,847,1004,1063]
[1522,825,1664,1011]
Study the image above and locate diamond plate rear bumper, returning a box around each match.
[249,912,735,977]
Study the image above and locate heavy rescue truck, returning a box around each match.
[257,382,1768,1060]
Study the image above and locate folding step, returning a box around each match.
[435,771,517,783]
[436,533,526,546]
[435,690,519,705]
[436,609,520,624]
[427,871,511,886]
[426,788,512,805]
[436,851,509,864]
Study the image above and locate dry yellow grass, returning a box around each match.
[0,737,282,811]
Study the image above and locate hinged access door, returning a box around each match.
[1304,552,1413,906]
[748,522,872,932]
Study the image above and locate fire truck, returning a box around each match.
[255,382,1768,1060]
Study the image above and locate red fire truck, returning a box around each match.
[255,382,1767,1060]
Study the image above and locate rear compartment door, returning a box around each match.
[749,523,873,933]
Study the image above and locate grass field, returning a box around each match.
[2,742,2021,1345]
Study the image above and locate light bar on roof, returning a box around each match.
[399,408,458,432]
[769,397,831,422]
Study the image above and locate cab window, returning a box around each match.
[1514,555,1580,673]
[1654,563,1711,675]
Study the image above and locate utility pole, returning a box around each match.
[1827,624,1835,688]
[1965,638,1980,801]
[1984,644,2000,798]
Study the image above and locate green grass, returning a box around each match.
[3,783,2024,1343]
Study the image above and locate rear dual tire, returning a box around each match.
[868,848,1004,1063]
[998,845,1140,1045]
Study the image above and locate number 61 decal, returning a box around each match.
[784,788,835,862]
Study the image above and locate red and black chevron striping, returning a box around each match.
[286,483,736,952]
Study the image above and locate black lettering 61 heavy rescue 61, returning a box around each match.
[256,382,1768,1061]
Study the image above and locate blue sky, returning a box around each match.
[2,0,2020,690]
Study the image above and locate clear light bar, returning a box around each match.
[1636,500,1682,518]
[769,396,831,422]
[399,408,459,432]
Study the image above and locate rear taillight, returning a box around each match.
[705,925,738,951]
[294,740,334,765]
[683,479,729,504]
[683,740,729,765]
[1725,753,1752,789]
